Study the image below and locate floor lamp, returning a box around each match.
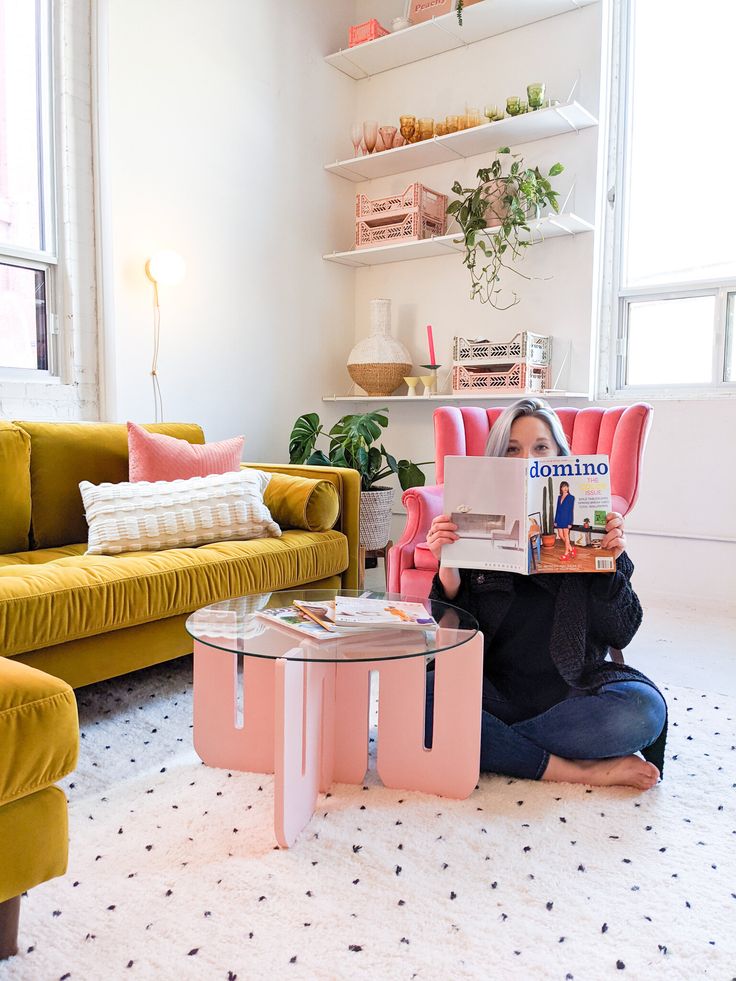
[144,250,186,423]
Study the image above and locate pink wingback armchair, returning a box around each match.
[387,403,653,598]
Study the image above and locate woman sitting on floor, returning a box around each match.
[425,397,667,791]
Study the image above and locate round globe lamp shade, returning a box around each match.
[145,250,186,285]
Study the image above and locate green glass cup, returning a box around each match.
[506,96,521,116]
[527,82,545,110]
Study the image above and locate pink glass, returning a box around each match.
[379,126,397,150]
[363,120,378,154]
[350,123,363,157]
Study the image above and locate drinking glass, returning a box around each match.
[418,117,434,140]
[445,114,459,133]
[527,82,546,110]
[519,100,528,114]
[379,126,397,151]
[362,120,378,154]
[506,97,521,117]
[457,114,468,130]
[434,121,447,137]
[466,106,482,127]
[399,114,416,143]
[392,130,406,148]
[484,104,500,122]
[350,123,363,156]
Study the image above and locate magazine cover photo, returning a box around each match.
[528,456,616,573]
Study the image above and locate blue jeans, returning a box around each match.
[424,672,667,781]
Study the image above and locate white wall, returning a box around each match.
[100,1,736,612]
[102,0,356,459]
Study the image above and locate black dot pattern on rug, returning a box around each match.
[3,662,732,981]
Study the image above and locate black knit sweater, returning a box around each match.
[429,551,668,775]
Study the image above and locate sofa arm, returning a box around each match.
[387,484,443,593]
[243,463,361,590]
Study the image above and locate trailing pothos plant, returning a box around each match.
[447,147,564,308]
[288,409,429,493]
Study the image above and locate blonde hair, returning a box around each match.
[484,398,571,457]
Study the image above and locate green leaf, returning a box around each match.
[397,461,427,491]
[548,162,564,176]
[288,412,322,463]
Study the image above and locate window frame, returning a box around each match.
[599,0,736,400]
[0,0,59,378]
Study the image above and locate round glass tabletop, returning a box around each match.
[185,589,478,663]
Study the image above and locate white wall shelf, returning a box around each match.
[323,212,593,267]
[325,102,597,182]
[325,0,598,79]
[322,392,589,402]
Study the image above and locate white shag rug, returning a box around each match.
[2,657,735,981]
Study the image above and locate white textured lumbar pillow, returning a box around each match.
[80,469,281,555]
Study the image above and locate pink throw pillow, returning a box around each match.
[127,422,244,482]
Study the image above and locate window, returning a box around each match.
[0,0,56,374]
[606,0,736,395]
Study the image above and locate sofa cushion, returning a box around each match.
[0,656,79,807]
[262,471,340,532]
[127,421,243,481]
[0,421,32,554]
[0,532,348,657]
[80,470,280,554]
[13,421,205,549]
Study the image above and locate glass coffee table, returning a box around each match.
[185,589,481,847]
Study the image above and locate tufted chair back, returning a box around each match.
[433,403,653,516]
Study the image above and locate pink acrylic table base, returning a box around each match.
[193,629,483,847]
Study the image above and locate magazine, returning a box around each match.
[332,596,438,630]
[441,454,616,575]
[255,603,353,642]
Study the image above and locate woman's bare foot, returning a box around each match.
[542,753,660,790]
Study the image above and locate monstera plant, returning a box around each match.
[289,409,430,551]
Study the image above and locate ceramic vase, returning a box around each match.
[347,299,412,396]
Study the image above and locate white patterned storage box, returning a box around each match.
[452,362,551,394]
[452,332,551,366]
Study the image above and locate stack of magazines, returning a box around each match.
[256,597,437,642]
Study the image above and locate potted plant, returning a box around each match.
[541,474,556,548]
[446,147,564,308]
[288,408,430,550]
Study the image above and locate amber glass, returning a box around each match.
[399,114,416,142]
[434,121,447,137]
[418,117,434,140]
[445,114,459,133]
[465,106,482,127]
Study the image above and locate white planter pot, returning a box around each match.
[359,486,394,550]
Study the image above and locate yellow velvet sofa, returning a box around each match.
[0,419,361,956]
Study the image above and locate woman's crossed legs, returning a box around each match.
[425,676,666,789]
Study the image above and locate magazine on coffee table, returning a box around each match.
[332,596,437,630]
[255,603,352,642]
[441,454,616,575]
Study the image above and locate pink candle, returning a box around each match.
[426,324,436,365]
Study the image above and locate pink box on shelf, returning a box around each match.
[354,182,448,248]
[349,19,390,46]
[452,362,551,394]
[355,183,447,224]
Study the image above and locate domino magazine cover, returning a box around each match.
[441,454,616,574]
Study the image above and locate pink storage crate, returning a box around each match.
[355,211,446,248]
[356,183,447,224]
[349,19,390,46]
[453,332,551,366]
[452,362,551,393]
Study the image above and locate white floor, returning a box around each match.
[365,562,736,697]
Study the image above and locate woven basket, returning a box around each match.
[359,487,394,549]
[348,362,411,397]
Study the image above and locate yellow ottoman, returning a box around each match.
[0,657,78,958]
